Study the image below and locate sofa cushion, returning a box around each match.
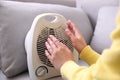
[0,70,61,80]
[0,59,88,80]
[90,7,119,53]
[10,0,76,7]
[0,1,92,77]
[0,70,30,80]
[76,0,119,28]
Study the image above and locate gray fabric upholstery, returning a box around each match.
[0,53,1,69]
[0,70,62,80]
[90,7,119,53]
[0,60,88,80]
[76,0,119,28]
[8,0,76,7]
[0,1,1,70]
[0,0,92,78]
[0,71,30,80]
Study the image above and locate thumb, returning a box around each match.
[65,29,75,41]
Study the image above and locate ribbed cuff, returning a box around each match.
[80,46,100,65]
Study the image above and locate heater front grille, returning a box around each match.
[37,26,73,67]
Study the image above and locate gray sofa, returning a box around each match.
[0,0,119,80]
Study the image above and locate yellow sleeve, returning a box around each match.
[80,46,100,65]
[60,12,120,80]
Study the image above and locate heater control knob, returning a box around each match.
[36,66,48,77]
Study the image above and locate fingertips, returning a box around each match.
[45,41,52,53]
[49,35,57,41]
[67,20,72,28]
[45,50,49,58]
[45,50,52,60]
[66,20,71,25]
[65,29,71,36]
[65,28,73,36]
[45,50,49,56]
[49,35,59,43]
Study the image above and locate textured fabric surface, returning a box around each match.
[90,7,118,53]
[0,53,1,69]
[0,1,1,70]
[0,1,92,77]
[76,0,119,29]
[8,0,76,7]
[0,71,30,80]
[0,60,88,80]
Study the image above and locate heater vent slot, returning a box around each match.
[49,28,55,35]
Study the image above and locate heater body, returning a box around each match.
[25,13,78,80]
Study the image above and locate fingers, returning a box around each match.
[66,20,77,41]
[66,20,81,38]
[47,37,56,49]
[45,35,62,64]
[66,20,74,34]
[45,41,53,54]
[45,35,61,54]
[49,35,61,47]
[45,37,55,63]
[67,20,76,31]
[65,29,75,41]
[45,50,52,60]
[67,20,79,34]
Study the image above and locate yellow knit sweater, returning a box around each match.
[60,12,120,80]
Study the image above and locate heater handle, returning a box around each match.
[39,13,66,24]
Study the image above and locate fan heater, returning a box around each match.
[25,13,78,80]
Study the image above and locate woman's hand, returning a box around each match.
[65,20,87,53]
[45,35,74,71]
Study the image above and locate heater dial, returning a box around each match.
[36,66,48,77]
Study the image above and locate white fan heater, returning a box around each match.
[25,13,78,80]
